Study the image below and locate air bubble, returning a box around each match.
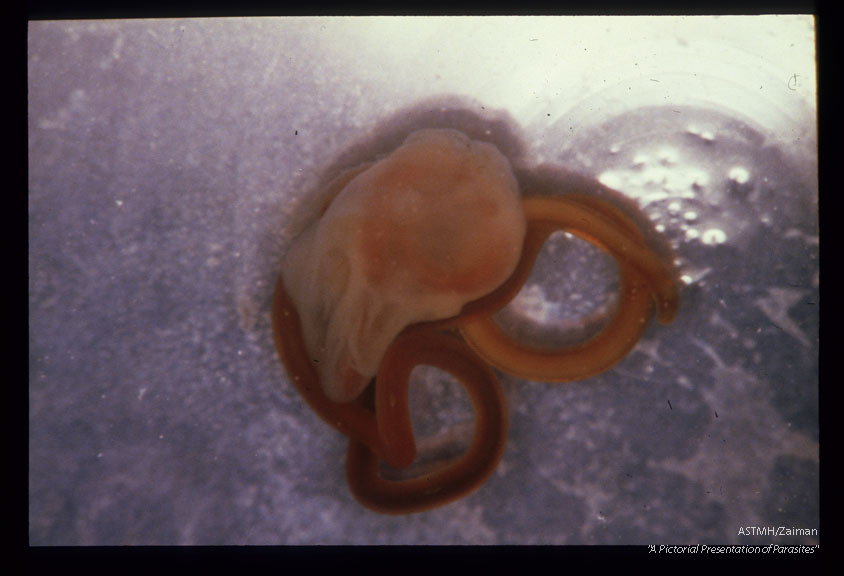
[686,124,716,142]
[701,228,727,245]
[728,166,750,185]
[632,154,649,167]
[727,166,754,196]
[597,171,623,190]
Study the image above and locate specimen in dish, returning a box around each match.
[272,129,677,513]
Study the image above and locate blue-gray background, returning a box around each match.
[29,17,818,545]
